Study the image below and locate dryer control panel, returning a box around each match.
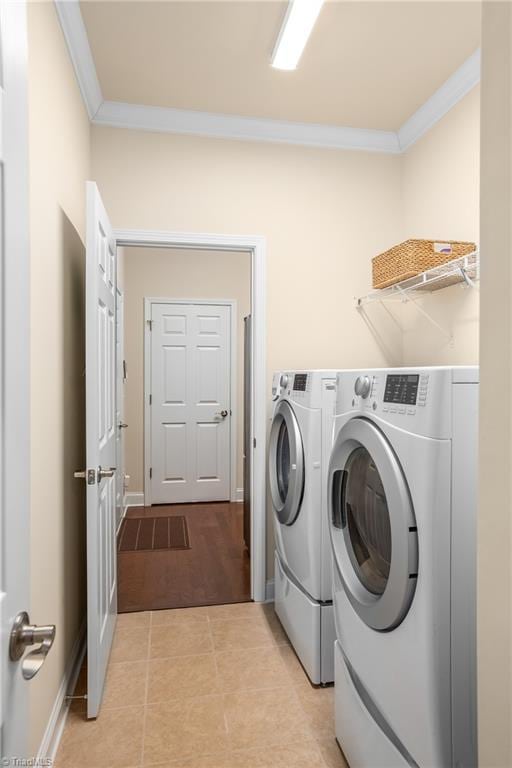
[382,372,430,412]
[335,368,457,440]
[349,372,430,416]
[383,374,419,405]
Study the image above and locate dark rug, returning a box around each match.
[118,515,190,553]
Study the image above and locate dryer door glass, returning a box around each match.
[328,417,418,631]
[276,420,291,503]
[344,447,392,596]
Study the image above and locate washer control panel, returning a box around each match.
[293,373,308,392]
[272,370,338,408]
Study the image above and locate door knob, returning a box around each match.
[9,611,56,680]
[98,466,116,480]
[215,410,228,419]
[118,422,128,429]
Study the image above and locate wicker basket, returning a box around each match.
[372,239,477,290]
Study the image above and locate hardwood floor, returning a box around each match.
[117,501,251,613]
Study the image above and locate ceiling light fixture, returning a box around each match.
[272,0,325,71]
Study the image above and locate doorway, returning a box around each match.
[79,195,267,717]
[116,243,259,611]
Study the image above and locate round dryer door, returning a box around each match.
[328,418,418,631]
[269,400,305,526]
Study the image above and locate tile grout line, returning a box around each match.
[208,620,232,750]
[205,617,234,756]
[101,683,310,714]
[140,616,152,768]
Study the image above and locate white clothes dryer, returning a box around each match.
[269,370,337,684]
[328,367,478,768]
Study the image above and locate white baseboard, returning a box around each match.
[235,487,243,503]
[265,579,275,602]
[127,490,245,506]
[124,491,144,507]
[37,619,86,763]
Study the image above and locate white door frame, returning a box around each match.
[114,229,266,602]
[116,286,126,532]
[143,297,238,507]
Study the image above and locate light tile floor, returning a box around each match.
[56,602,349,768]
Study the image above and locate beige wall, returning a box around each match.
[478,4,512,765]
[91,127,404,574]
[91,127,404,380]
[399,86,480,366]
[28,3,89,755]
[122,247,251,494]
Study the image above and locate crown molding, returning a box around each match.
[94,100,401,154]
[397,48,481,152]
[55,0,102,119]
[55,0,480,155]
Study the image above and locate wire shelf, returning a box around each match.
[355,250,479,343]
[356,250,479,308]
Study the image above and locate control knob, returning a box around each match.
[280,374,289,390]
[354,375,371,399]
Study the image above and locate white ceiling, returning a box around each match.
[80,1,481,132]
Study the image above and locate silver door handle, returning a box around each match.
[9,611,56,680]
[98,466,116,480]
[118,422,128,429]
[215,410,229,419]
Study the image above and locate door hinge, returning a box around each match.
[149,394,152,405]
[149,468,153,479]
[253,438,256,448]
[147,319,153,331]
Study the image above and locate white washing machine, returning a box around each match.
[328,367,478,768]
[269,370,337,684]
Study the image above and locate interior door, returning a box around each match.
[150,302,231,504]
[1,1,31,757]
[85,182,117,718]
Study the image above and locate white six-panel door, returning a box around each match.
[150,302,232,504]
[1,1,31,757]
[85,182,117,719]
